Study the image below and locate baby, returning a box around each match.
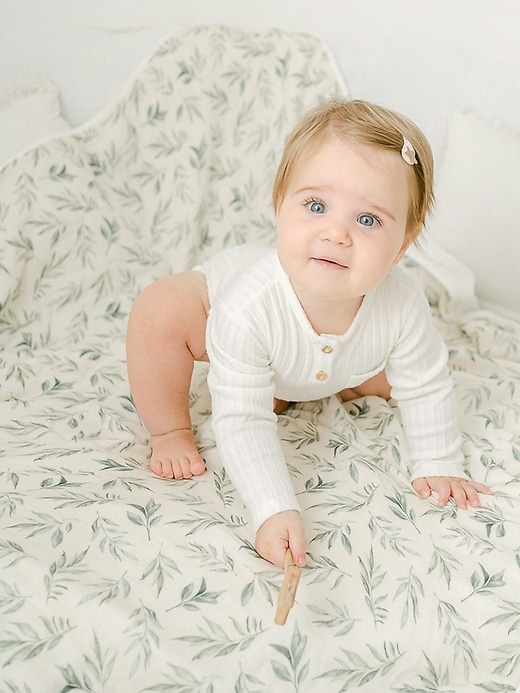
[126,99,491,568]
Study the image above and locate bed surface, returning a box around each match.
[1,24,520,692]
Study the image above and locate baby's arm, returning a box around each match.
[387,287,492,505]
[206,302,303,564]
[126,271,209,479]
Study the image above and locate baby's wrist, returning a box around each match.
[256,509,302,532]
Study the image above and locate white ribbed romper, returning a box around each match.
[195,245,465,530]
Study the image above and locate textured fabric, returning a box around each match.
[1,24,520,692]
[205,247,465,529]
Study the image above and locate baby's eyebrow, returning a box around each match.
[293,185,331,196]
[370,204,396,221]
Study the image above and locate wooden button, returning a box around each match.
[315,371,328,381]
[321,345,333,354]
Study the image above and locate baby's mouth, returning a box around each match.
[312,256,349,270]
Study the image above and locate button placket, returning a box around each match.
[315,339,335,382]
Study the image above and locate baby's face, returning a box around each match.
[276,134,412,315]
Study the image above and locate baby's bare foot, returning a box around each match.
[149,429,206,479]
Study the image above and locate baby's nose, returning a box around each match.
[323,218,352,244]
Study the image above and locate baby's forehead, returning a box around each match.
[289,134,403,180]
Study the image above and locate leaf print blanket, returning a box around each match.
[1,24,520,692]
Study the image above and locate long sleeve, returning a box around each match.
[385,289,467,480]
[206,300,301,531]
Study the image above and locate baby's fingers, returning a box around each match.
[414,476,493,510]
[462,482,480,508]
[435,479,454,507]
[412,477,452,504]
[412,477,432,499]
[449,480,470,509]
[464,480,493,508]
[470,481,493,496]
[288,528,306,568]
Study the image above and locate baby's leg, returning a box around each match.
[339,370,391,402]
[126,270,209,479]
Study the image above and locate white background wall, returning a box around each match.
[2,0,520,163]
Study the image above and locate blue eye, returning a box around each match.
[307,200,326,214]
[357,214,379,227]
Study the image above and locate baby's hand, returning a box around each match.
[412,476,492,509]
[255,510,306,569]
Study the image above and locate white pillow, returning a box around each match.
[427,109,520,318]
[0,77,70,166]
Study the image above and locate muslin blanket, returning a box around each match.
[1,24,520,692]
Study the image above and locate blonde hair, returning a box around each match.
[272,99,434,242]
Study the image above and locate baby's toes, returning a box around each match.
[161,459,178,479]
[173,456,195,480]
[190,457,206,476]
[150,457,167,478]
